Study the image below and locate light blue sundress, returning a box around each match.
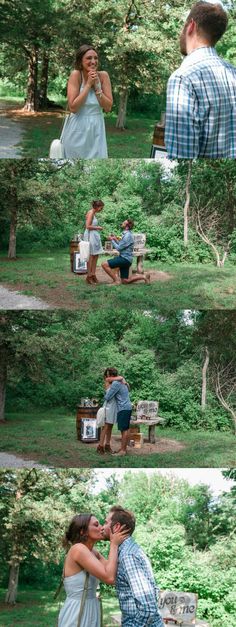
[83,216,103,255]
[63,81,108,159]
[58,571,101,627]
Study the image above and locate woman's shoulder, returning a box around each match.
[68,69,82,83]
[70,542,89,556]
[99,70,110,79]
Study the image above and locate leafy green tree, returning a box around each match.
[0,468,92,603]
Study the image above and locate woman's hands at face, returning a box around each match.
[87,70,97,87]
[110,525,130,546]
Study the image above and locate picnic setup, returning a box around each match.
[70,232,151,278]
[76,398,165,450]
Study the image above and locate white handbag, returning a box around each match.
[96,405,106,427]
[79,240,90,263]
[49,114,70,159]
[49,139,64,159]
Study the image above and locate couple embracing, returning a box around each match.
[58,506,164,627]
[97,368,132,457]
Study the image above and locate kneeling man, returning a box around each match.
[102,219,150,285]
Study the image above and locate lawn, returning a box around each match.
[1,99,155,159]
[1,409,235,468]
[0,587,120,627]
[1,252,236,310]
[20,113,154,159]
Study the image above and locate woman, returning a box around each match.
[63,45,113,159]
[97,370,129,455]
[84,200,104,285]
[97,377,118,455]
[58,513,127,627]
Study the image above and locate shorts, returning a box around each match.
[108,256,132,279]
[117,410,132,432]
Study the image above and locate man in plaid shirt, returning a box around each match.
[102,506,164,627]
[165,2,236,159]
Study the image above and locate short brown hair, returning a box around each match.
[187,2,228,45]
[109,506,136,535]
[75,45,98,70]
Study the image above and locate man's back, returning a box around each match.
[165,47,236,158]
[116,537,163,627]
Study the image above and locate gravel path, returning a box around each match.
[0,452,46,468]
[0,103,24,158]
[0,285,51,309]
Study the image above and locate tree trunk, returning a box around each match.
[116,88,128,129]
[183,161,192,247]
[0,344,7,421]
[8,198,18,259]
[38,50,50,110]
[201,347,209,411]
[23,47,39,112]
[5,562,20,605]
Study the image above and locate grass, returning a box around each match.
[0,94,155,159]
[0,587,120,627]
[1,252,236,310]
[1,409,235,468]
[20,113,154,159]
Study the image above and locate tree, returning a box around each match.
[0,468,92,604]
[196,207,231,268]
[0,0,62,110]
[215,362,236,434]
[201,347,209,411]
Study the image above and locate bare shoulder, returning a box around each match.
[70,542,88,557]
[68,70,81,85]
[99,70,110,80]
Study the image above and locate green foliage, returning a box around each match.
[2,309,236,431]
[1,468,235,627]
[1,159,236,268]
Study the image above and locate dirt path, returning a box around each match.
[0,285,51,309]
[0,452,46,468]
[0,268,172,309]
[0,101,25,158]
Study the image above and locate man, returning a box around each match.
[165,2,236,159]
[102,506,164,627]
[104,369,132,456]
[102,219,150,285]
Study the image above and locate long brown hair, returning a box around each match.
[63,513,93,549]
[75,45,98,70]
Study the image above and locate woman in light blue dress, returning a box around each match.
[63,45,113,159]
[97,369,130,455]
[84,200,104,284]
[58,513,128,627]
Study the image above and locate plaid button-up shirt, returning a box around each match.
[115,537,164,627]
[165,46,236,159]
